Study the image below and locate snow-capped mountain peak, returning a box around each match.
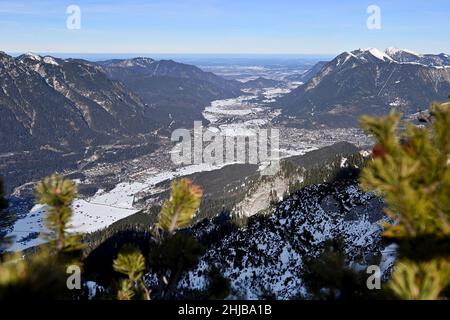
[335,51,358,66]
[364,48,394,61]
[23,52,42,61]
[332,48,395,68]
[277,47,450,127]
[104,57,156,68]
[332,47,450,68]
[384,47,450,66]
[42,56,59,66]
[385,47,422,58]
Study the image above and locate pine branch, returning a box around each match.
[158,179,203,234]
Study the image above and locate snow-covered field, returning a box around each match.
[202,95,260,123]
[7,161,254,251]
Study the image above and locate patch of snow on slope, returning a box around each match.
[340,156,348,168]
[24,52,41,61]
[177,180,390,299]
[43,56,59,66]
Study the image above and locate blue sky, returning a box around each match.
[1,0,449,55]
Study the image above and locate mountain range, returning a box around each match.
[0,52,244,153]
[276,48,450,127]
[3,48,449,153]
[98,57,243,129]
[17,53,151,137]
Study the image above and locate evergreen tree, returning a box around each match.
[0,177,8,211]
[0,176,210,299]
[359,100,450,299]
[36,175,84,254]
[0,175,83,299]
[205,266,230,300]
[302,239,384,300]
[112,178,205,300]
[0,177,15,253]
[157,179,203,234]
[113,244,149,300]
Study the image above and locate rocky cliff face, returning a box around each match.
[180,177,393,299]
[231,142,364,218]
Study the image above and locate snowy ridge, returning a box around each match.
[24,52,42,61]
[42,56,59,66]
[361,48,394,62]
[109,57,156,68]
[385,47,422,57]
[339,48,450,68]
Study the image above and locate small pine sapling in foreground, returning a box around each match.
[112,178,205,300]
[151,178,204,299]
[113,244,150,300]
[0,177,16,253]
[0,175,85,299]
[0,177,8,210]
[157,178,203,235]
[36,174,84,255]
[359,101,450,299]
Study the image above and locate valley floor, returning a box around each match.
[5,84,373,251]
